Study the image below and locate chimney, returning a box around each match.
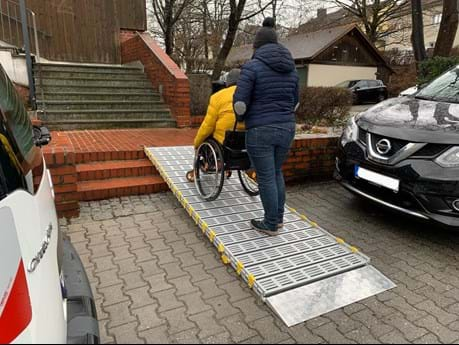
[317,8,327,19]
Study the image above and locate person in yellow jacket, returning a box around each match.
[186,69,244,182]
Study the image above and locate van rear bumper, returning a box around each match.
[62,237,99,344]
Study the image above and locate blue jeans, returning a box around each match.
[246,122,296,230]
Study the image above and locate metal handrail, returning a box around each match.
[0,0,40,108]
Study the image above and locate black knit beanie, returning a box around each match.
[253,17,278,49]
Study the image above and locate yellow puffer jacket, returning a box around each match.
[194,85,245,149]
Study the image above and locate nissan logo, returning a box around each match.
[376,139,392,155]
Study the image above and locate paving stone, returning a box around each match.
[98,319,115,344]
[139,326,170,344]
[111,245,134,262]
[169,328,201,344]
[146,273,174,294]
[378,329,411,344]
[312,322,356,344]
[97,269,123,289]
[233,298,271,323]
[169,275,199,296]
[183,264,214,283]
[154,249,179,265]
[221,314,258,342]
[202,332,233,344]
[124,286,156,310]
[160,307,196,335]
[287,323,325,344]
[92,255,116,273]
[105,302,136,328]
[345,326,381,344]
[412,333,441,344]
[206,295,240,320]
[189,310,227,339]
[350,308,394,338]
[99,284,129,307]
[176,251,202,267]
[414,315,459,344]
[249,316,292,344]
[117,257,142,276]
[161,262,188,279]
[108,321,144,344]
[137,260,163,277]
[127,235,150,251]
[383,313,429,342]
[132,304,165,331]
[178,291,212,315]
[415,300,457,326]
[131,247,155,264]
[153,288,185,313]
[384,296,428,322]
[218,280,252,303]
[121,271,148,291]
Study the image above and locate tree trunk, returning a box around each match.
[411,0,427,63]
[434,0,459,57]
[211,1,242,80]
[211,17,239,80]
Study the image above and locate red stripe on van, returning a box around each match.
[0,261,32,344]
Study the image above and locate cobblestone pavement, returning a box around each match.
[61,181,459,344]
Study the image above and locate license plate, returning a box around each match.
[355,166,400,192]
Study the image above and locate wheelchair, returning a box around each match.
[193,126,259,201]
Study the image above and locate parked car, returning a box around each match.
[336,79,388,104]
[399,85,419,97]
[335,65,459,229]
[0,66,99,343]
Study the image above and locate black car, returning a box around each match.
[335,66,459,229]
[336,79,388,104]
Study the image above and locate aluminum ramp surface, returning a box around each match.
[145,146,395,326]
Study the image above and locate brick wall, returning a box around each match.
[283,135,339,183]
[41,132,79,218]
[120,29,138,44]
[121,32,191,127]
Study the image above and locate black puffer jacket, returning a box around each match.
[233,43,299,129]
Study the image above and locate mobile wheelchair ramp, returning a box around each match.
[145,146,396,327]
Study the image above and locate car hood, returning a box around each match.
[356,96,459,144]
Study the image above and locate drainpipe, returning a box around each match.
[19,0,36,109]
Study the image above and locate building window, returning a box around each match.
[432,14,442,25]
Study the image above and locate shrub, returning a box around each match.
[296,87,353,126]
[187,73,212,116]
[418,56,459,85]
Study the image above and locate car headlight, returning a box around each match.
[435,146,459,168]
[341,116,359,147]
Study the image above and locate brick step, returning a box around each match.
[77,176,168,201]
[37,92,161,102]
[35,70,146,80]
[36,77,151,88]
[77,159,157,181]
[75,150,146,164]
[37,84,156,93]
[38,100,166,111]
[35,63,143,74]
[44,118,177,131]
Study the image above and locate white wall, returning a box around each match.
[0,49,29,86]
[307,64,378,87]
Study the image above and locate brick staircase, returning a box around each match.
[75,149,168,202]
[34,62,177,130]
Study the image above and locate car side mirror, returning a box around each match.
[33,126,52,147]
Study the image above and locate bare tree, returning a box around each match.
[330,0,410,44]
[434,0,459,57]
[150,0,194,56]
[211,0,274,80]
[411,0,427,63]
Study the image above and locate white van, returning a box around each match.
[0,66,98,343]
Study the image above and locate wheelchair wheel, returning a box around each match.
[194,140,225,201]
[238,169,259,196]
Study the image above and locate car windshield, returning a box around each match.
[336,80,358,88]
[416,66,459,103]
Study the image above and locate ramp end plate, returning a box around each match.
[266,265,396,327]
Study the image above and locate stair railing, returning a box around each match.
[0,0,41,108]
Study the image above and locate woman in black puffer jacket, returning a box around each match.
[234,17,299,236]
